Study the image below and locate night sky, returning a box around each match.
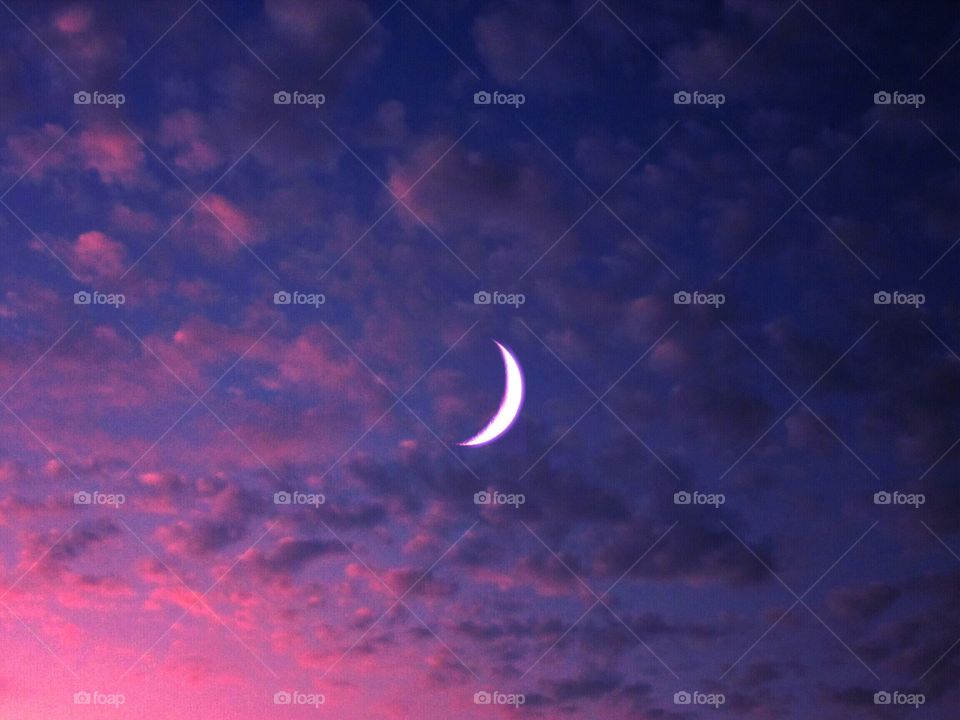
[1,0,959,717]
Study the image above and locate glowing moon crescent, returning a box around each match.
[459,341,524,447]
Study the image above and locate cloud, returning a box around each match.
[176,193,265,257]
[54,5,94,35]
[159,109,223,174]
[76,125,145,187]
[828,581,902,621]
[110,203,159,232]
[243,536,347,576]
[156,518,249,557]
[63,230,126,281]
[264,0,385,76]
[474,0,591,90]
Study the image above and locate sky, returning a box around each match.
[0,0,959,717]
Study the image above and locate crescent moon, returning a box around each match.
[459,341,524,447]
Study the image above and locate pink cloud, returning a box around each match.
[163,656,245,687]
[473,1,591,90]
[138,316,270,392]
[55,572,135,610]
[5,124,145,189]
[0,495,66,525]
[44,459,70,479]
[3,124,72,182]
[177,194,265,257]
[65,230,126,281]
[159,110,222,173]
[0,461,20,482]
[111,204,159,233]
[266,0,378,50]
[202,195,262,243]
[76,125,145,187]
[268,328,357,388]
[174,278,220,305]
[144,584,217,617]
[384,134,573,273]
[54,5,94,34]
[649,338,690,372]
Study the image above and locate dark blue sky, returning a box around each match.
[0,1,959,718]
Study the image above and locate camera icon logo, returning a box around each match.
[474,691,492,704]
[74,691,92,704]
[674,691,692,704]
[874,691,892,705]
[274,690,292,705]
[274,290,292,305]
[274,91,292,105]
[873,91,892,105]
[74,91,92,105]
[873,491,892,505]
[673,91,692,105]
[673,491,691,505]
[474,91,492,105]
[873,291,891,305]
[673,291,691,305]
[474,290,492,305]
[74,291,92,305]
[474,491,492,505]
[274,491,292,505]
[74,491,92,505]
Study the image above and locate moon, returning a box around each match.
[459,341,524,447]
